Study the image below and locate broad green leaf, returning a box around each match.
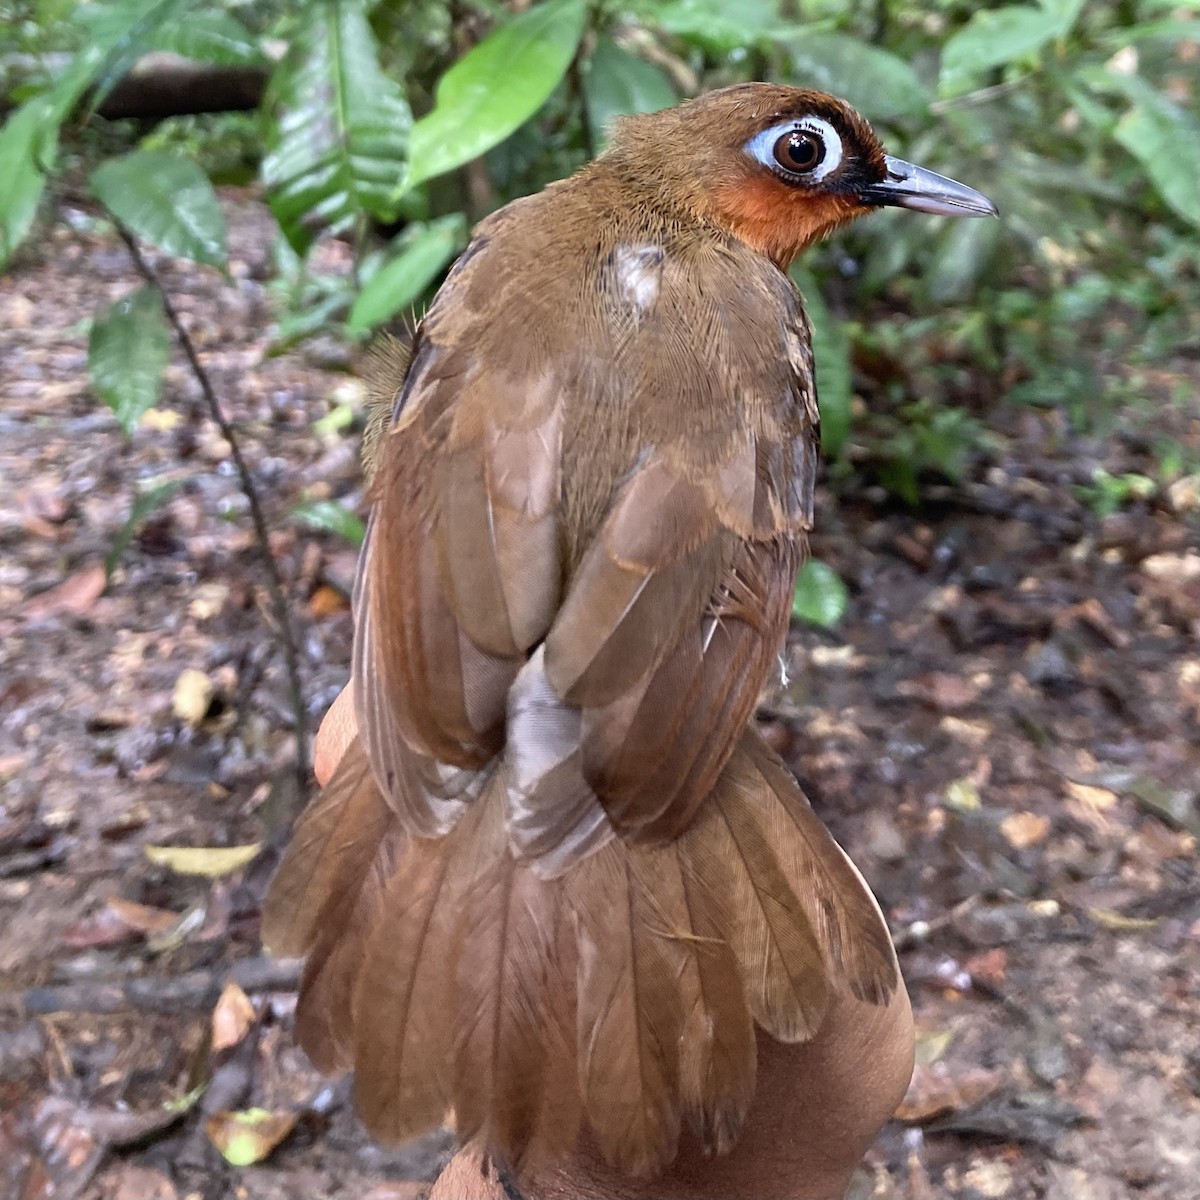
[585,38,676,149]
[636,0,798,47]
[347,214,466,334]
[792,560,849,628]
[785,33,928,120]
[1112,89,1200,227]
[1083,69,1200,227]
[91,150,227,267]
[147,9,263,66]
[0,98,59,269]
[263,0,411,253]
[792,267,852,458]
[407,0,586,188]
[927,215,1004,304]
[89,288,172,436]
[292,499,366,545]
[106,478,183,578]
[939,5,1068,94]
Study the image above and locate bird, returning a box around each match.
[263,82,996,1184]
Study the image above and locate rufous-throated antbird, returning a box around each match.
[264,83,996,1190]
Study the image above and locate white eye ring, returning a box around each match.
[744,117,844,183]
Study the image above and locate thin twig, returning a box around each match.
[114,223,309,789]
[930,73,1034,114]
[890,894,981,951]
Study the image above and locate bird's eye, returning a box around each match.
[743,117,844,184]
[774,130,824,174]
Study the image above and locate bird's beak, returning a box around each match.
[859,155,998,218]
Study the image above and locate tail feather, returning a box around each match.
[452,791,582,1173]
[672,842,756,1155]
[568,841,686,1176]
[351,805,481,1142]
[268,730,897,1174]
[740,735,899,1005]
[295,825,404,1072]
[261,740,391,958]
[702,751,832,1042]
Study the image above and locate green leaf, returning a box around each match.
[939,5,1069,94]
[636,0,798,48]
[0,97,60,269]
[292,499,366,545]
[926,215,1004,304]
[1109,19,1200,43]
[89,288,172,436]
[91,150,227,267]
[785,33,928,120]
[407,0,586,189]
[263,0,411,253]
[147,10,263,66]
[584,38,676,149]
[1,0,204,266]
[106,478,182,578]
[347,214,467,335]
[792,560,849,628]
[1035,0,1087,28]
[791,267,852,458]
[1112,87,1200,227]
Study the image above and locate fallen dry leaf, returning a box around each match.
[961,1158,1013,1199]
[914,1027,955,1067]
[144,843,260,877]
[22,564,106,620]
[1088,908,1160,931]
[945,778,982,811]
[308,582,350,618]
[964,947,1008,986]
[188,582,230,621]
[109,1163,178,1200]
[1141,550,1200,582]
[172,668,215,725]
[61,897,178,949]
[1167,474,1200,514]
[205,1108,298,1166]
[1065,780,1119,810]
[895,1062,1003,1124]
[212,981,256,1052]
[139,408,183,432]
[1000,810,1052,849]
[897,672,982,712]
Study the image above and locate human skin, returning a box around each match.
[309,686,915,1200]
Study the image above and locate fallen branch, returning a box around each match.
[15,956,300,1016]
[1,52,268,122]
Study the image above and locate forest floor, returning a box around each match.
[2,196,1198,1200]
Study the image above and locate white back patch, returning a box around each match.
[612,243,665,314]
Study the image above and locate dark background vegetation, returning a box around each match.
[1,1,1198,1198]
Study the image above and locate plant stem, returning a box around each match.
[114,222,310,791]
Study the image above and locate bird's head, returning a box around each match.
[603,83,997,267]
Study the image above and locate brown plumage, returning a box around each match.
[263,83,995,1180]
